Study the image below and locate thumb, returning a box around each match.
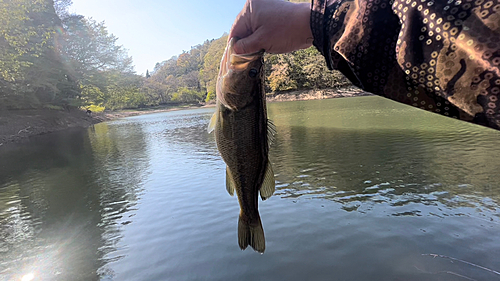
[232,33,263,54]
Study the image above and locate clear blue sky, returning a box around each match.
[70,0,246,75]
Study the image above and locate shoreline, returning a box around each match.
[266,86,370,102]
[0,87,370,145]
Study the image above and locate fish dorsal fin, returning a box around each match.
[260,162,275,200]
[226,166,235,196]
[267,119,276,148]
[207,111,218,133]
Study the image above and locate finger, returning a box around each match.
[228,4,252,41]
[232,31,263,54]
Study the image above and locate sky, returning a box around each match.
[70,0,246,75]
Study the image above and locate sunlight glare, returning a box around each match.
[21,273,35,281]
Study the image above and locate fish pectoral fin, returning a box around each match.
[207,111,218,133]
[267,119,276,148]
[260,162,275,200]
[225,166,235,196]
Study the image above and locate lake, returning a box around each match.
[1,96,499,281]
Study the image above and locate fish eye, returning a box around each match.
[249,68,258,78]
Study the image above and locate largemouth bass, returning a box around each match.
[208,38,275,253]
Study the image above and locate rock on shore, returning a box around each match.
[267,86,371,102]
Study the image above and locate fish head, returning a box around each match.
[216,38,264,110]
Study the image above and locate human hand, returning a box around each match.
[229,0,313,54]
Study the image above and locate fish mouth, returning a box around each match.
[216,38,265,109]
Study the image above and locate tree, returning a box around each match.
[61,16,133,80]
[58,15,138,108]
[148,40,212,103]
[267,54,298,92]
[266,47,350,92]
[0,0,150,110]
[0,0,50,83]
[104,71,146,109]
[301,47,349,89]
[0,1,350,112]
[0,0,79,109]
[199,35,227,101]
[53,0,72,19]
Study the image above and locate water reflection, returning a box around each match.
[127,109,221,169]
[0,122,150,280]
[268,97,500,222]
[136,110,217,151]
[87,121,150,278]
[0,99,499,281]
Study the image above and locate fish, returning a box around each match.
[208,38,276,253]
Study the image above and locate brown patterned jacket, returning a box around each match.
[311,0,500,130]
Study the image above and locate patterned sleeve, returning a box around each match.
[310,0,500,131]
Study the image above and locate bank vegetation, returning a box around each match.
[1,0,357,114]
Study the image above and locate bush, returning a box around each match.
[171,87,204,103]
[87,104,105,113]
[205,91,215,103]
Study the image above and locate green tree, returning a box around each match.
[59,15,139,108]
[104,71,146,109]
[61,15,133,81]
[171,87,204,103]
[0,0,78,109]
[0,0,52,83]
[148,40,212,103]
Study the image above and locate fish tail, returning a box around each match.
[238,213,265,253]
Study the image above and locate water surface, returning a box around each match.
[1,96,499,280]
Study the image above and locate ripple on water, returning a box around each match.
[270,101,500,223]
[1,98,500,281]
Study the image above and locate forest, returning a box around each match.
[0,0,350,112]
